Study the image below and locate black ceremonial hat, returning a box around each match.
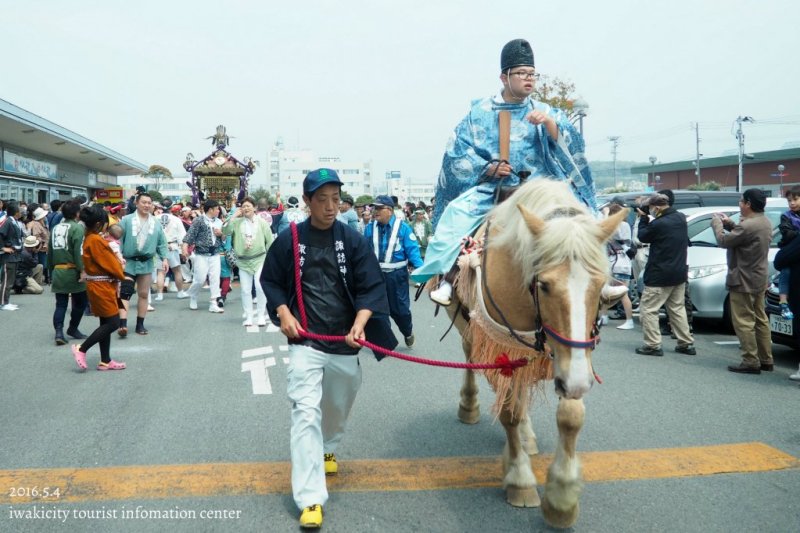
[501,39,535,71]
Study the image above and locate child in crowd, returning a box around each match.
[777,186,800,320]
[71,206,127,371]
[218,234,233,308]
[105,224,130,337]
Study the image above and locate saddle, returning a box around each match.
[494,170,531,203]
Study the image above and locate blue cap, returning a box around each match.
[371,195,395,208]
[303,168,343,195]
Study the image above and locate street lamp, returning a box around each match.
[571,98,589,136]
[779,164,786,196]
[649,155,657,189]
[736,115,754,192]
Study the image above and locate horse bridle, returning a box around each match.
[481,218,602,355]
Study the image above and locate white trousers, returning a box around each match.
[239,265,267,320]
[287,344,361,509]
[187,254,221,300]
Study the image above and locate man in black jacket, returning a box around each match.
[635,193,696,357]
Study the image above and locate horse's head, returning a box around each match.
[516,203,629,399]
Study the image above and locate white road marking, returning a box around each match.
[282,357,290,364]
[241,357,276,394]
[241,346,274,358]
[714,341,740,345]
[265,324,280,333]
[246,325,259,333]
[278,345,289,351]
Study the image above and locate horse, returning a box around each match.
[444,178,627,528]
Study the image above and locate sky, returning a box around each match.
[3,0,799,190]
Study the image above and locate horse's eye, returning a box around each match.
[538,281,549,293]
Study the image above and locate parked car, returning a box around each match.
[765,273,797,348]
[686,198,784,326]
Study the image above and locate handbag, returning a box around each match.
[224,247,237,268]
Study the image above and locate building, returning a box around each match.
[384,175,436,205]
[266,139,372,199]
[0,98,147,203]
[116,174,193,204]
[630,147,800,196]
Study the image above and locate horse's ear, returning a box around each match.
[598,208,630,241]
[517,204,546,236]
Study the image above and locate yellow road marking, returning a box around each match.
[1,442,796,504]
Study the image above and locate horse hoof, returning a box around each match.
[457,405,480,424]
[506,486,541,508]
[541,496,579,529]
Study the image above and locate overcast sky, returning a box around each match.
[3,0,799,188]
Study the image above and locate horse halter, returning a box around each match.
[481,218,601,355]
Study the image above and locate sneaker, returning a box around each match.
[599,315,609,326]
[324,453,338,475]
[189,296,198,310]
[299,504,323,529]
[789,364,800,382]
[216,297,225,308]
[675,344,697,355]
[243,317,254,327]
[781,303,794,320]
[147,305,155,312]
[257,316,268,327]
[430,281,453,306]
[405,334,415,347]
[209,303,224,313]
[176,290,189,299]
[616,319,635,330]
[635,345,663,357]
[154,293,164,302]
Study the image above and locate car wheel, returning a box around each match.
[721,295,734,333]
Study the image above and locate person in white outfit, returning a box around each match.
[182,200,224,313]
[222,196,274,326]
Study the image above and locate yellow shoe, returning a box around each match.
[299,504,323,529]
[324,453,338,476]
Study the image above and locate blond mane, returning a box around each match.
[488,178,609,288]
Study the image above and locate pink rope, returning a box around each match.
[289,223,529,374]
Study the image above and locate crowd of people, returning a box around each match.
[2,36,799,530]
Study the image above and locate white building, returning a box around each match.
[384,172,436,205]
[267,139,372,199]
[116,174,192,203]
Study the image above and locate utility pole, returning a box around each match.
[736,116,754,192]
[694,122,702,185]
[608,136,620,184]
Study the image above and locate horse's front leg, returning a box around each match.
[541,398,585,528]
[458,336,480,424]
[518,406,538,455]
[500,400,540,507]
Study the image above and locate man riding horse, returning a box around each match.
[410,38,600,304]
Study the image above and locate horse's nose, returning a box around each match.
[554,377,567,397]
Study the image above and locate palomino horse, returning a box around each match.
[445,178,627,528]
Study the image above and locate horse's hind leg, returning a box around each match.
[519,407,539,455]
[500,400,540,507]
[457,336,480,424]
[541,398,585,528]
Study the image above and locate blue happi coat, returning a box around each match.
[411,93,597,283]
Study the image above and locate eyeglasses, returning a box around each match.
[509,70,540,81]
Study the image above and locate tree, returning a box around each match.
[531,75,581,117]
[147,189,164,202]
[688,181,722,191]
[142,164,173,191]
[249,186,273,205]
[355,194,374,206]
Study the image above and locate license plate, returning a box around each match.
[769,314,793,336]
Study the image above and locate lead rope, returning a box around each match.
[288,222,529,374]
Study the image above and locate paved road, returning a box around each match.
[0,283,798,532]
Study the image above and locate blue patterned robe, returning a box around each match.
[411,93,597,282]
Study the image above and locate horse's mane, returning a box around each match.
[488,178,609,287]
